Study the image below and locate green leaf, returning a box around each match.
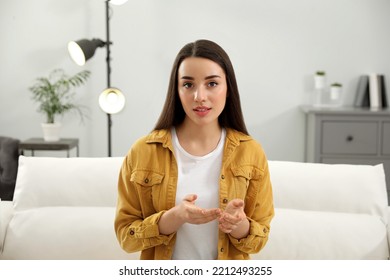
[28,69,91,123]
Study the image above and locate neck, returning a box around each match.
[175,119,222,156]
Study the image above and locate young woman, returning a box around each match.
[115,39,274,260]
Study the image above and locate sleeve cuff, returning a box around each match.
[228,217,269,251]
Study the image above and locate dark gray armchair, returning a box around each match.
[0,136,20,201]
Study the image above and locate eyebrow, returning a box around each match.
[180,75,222,80]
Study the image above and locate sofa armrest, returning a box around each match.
[0,200,14,253]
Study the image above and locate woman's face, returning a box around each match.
[177,57,227,128]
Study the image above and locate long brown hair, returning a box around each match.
[154,39,249,135]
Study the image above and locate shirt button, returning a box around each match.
[223,198,228,204]
[144,178,149,184]
[221,175,225,179]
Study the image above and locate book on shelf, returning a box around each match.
[354,75,369,107]
[369,73,381,109]
[380,74,388,107]
[354,74,388,109]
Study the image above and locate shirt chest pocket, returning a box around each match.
[231,166,262,200]
[130,170,165,218]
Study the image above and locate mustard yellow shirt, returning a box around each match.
[115,128,274,260]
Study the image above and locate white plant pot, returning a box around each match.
[41,123,61,142]
[330,86,342,100]
[314,75,326,90]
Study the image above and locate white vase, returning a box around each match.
[41,123,61,142]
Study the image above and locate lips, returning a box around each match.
[193,106,211,112]
[193,106,211,117]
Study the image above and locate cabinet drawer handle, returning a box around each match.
[346,135,354,142]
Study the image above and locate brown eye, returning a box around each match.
[208,82,218,87]
[183,82,193,89]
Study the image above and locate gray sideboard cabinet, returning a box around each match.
[301,105,390,205]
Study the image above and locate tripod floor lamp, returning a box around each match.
[67,0,127,157]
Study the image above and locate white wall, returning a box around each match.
[1,0,390,160]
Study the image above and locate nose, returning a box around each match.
[194,87,206,102]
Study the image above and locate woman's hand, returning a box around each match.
[158,194,221,235]
[176,194,222,224]
[218,199,250,239]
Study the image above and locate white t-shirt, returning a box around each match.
[171,127,226,260]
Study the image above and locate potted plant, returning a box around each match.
[313,71,327,107]
[330,82,342,102]
[29,69,91,141]
[314,71,326,89]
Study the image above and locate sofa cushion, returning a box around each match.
[13,156,124,210]
[268,161,388,221]
[1,206,139,260]
[254,208,389,260]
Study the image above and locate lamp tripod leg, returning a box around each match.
[107,113,112,157]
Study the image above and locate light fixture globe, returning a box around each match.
[99,87,125,114]
[68,39,105,66]
[110,0,129,5]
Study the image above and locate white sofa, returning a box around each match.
[0,155,389,260]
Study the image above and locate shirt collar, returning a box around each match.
[146,127,252,148]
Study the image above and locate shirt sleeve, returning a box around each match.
[228,157,274,254]
[114,154,175,253]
